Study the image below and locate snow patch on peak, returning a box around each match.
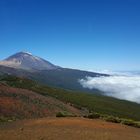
[34,56,41,61]
[0,51,59,70]
[21,51,32,55]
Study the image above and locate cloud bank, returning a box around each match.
[79,75,140,103]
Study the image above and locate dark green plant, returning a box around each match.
[102,115,121,123]
[56,112,66,117]
[86,112,101,119]
[120,119,140,128]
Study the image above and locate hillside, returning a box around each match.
[0,82,83,120]
[1,75,140,121]
[0,65,107,92]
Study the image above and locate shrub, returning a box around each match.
[120,119,140,128]
[0,116,16,123]
[103,115,121,123]
[121,119,134,126]
[56,112,66,117]
[0,116,8,122]
[134,122,140,128]
[56,111,75,117]
[86,112,101,119]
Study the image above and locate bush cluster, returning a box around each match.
[0,116,16,123]
[84,112,140,128]
[56,112,66,117]
[121,119,140,128]
[56,112,76,117]
[102,115,121,123]
[85,112,100,119]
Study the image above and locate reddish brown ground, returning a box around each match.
[0,83,83,118]
[0,117,140,140]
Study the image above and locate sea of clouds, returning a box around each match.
[79,72,140,103]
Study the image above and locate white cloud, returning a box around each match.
[89,69,137,76]
[79,75,140,103]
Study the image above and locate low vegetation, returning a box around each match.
[0,82,82,121]
[0,116,16,123]
[84,112,140,128]
[1,75,140,127]
[56,111,76,117]
[55,111,140,128]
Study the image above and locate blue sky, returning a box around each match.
[0,0,140,71]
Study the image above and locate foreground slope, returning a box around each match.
[0,117,140,140]
[0,83,82,120]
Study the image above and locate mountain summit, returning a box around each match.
[0,51,108,91]
[0,52,58,70]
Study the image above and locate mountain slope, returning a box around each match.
[1,75,140,121]
[0,52,108,91]
[0,65,107,92]
[0,82,83,120]
[0,52,58,70]
[32,68,107,91]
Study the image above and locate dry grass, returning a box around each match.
[0,83,83,119]
[0,117,140,140]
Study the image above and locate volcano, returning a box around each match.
[0,52,59,70]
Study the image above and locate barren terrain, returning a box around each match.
[0,117,140,140]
